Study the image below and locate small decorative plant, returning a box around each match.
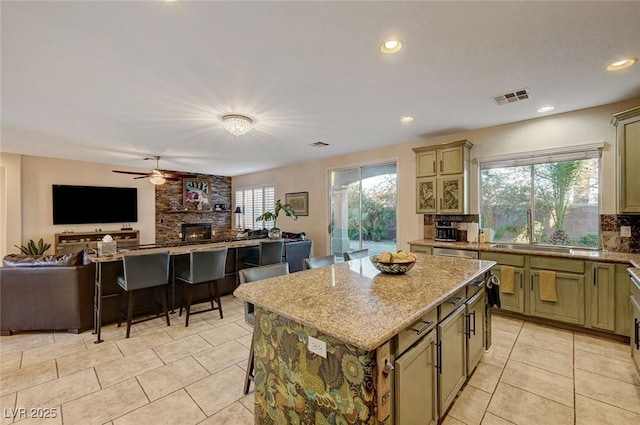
[256,199,298,238]
[14,238,51,255]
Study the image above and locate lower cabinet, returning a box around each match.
[479,252,525,314]
[466,290,486,373]
[589,262,616,331]
[631,273,640,378]
[394,330,437,425]
[437,305,467,416]
[529,270,585,325]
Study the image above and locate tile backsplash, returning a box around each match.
[423,213,640,253]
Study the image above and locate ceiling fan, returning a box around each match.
[112,156,196,185]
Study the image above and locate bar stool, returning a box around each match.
[244,239,284,267]
[116,251,171,338]
[174,247,227,327]
[303,254,337,269]
[239,262,290,394]
[343,248,369,261]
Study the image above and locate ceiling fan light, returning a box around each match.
[149,175,166,185]
[222,114,253,136]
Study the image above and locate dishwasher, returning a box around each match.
[432,247,479,259]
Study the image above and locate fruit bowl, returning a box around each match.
[370,255,416,274]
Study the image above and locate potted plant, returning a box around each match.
[256,199,298,239]
[14,238,51,255]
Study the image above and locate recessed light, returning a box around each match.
[537,106,555,113]
[380,39,403,55]
[400,116,414,123]
[606,58,637,71]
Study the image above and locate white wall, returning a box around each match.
[15,156,156,253]
[233,98,640,257]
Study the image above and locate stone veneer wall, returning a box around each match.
[423,213,640,253]
[155,174,233,244]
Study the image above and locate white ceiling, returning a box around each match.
[2,1,640,177]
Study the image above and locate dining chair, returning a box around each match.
[116,251,171,338]
[343,248,369,261]
[238,262,290,394]
[174,247,227,327]
[303,254,337,270]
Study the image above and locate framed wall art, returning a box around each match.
[285,192,309,216]
[183,178,210,205]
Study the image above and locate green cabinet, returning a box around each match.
[466,290,486,374]
[612,106,640,213]
[616,265,632,336]
[631,273,640,378]
[437,305,467,416]
[409,244,432,255]
[413,140,472,214]
[394,330,438,425]
[588,262,616,331]
[528,270,585,325]
[479,252,525,314]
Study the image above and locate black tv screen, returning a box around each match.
[52,185,138,225]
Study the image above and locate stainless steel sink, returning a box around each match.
[490,243,572,254]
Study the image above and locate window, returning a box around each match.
[235,185,275,230]
[479,145,601,248]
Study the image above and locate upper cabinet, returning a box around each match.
[612,107,640,213]
[413,140,472,214]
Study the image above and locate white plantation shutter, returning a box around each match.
[235,185,276,230]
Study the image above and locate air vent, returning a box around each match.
[492,88,531,105]
[310,141,329,147]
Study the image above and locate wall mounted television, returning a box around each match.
[52,185,138,225]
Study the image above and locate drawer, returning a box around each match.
[397,308,437,356]
[467,278,485,298]
[439,287,467,321]
[631,272,640,301]
[530,256,584,274]
[480,252,525,267]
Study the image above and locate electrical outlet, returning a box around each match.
[308,336,327,358]
[621,226,631,238]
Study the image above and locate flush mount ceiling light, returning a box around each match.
[222,114,253,136]
[537,106,555,113]
[380,39,403,54]
[400,116,414,123]
[606,58,637,71]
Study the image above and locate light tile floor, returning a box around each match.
[1,299,639,425]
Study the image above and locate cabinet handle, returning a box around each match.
[530,274,533,291]
[440,160,443,173]
[519,273,523,289]
[440,198,443,210]
[635,318,640,350]
[593,271,597,286]
[471,311,476,336]
[435,341,442,374]
[465,314,471,339]
[447,296,465,307]
[411,320,433,336]
[433,161,436,173]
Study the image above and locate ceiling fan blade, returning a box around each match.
[133,175,151,179]
[163,172,197,178]
[113,170,150,176]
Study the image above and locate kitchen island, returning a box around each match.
[234,254,496,424]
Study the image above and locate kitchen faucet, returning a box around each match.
[526,209,535,245]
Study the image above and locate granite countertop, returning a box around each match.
[408,239,640,266]
[233,254,495,351]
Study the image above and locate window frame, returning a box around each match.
[234,185,276,230]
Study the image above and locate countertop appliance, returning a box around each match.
[435,220,459,242]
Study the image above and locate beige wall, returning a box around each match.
[233,98,640,256]
[12,156,156,253]
[0,153,23,258]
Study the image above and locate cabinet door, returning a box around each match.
[417,151,437,177]
[631,296,640,378]
[438,146,464,175]
[529,271,585,325]
[491,266,525,313]
[466,290,486,373]
[395,330,438,425]
[409,244,432,255]
[438,175,464,214]
[615,109,640,213]
[417,177,437,213]
[438,305,467,415]
[589,262,616,331]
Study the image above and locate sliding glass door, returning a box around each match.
[329,163,397,257]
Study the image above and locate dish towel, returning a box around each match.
[539,270,558,302]
[500,265,516,294]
